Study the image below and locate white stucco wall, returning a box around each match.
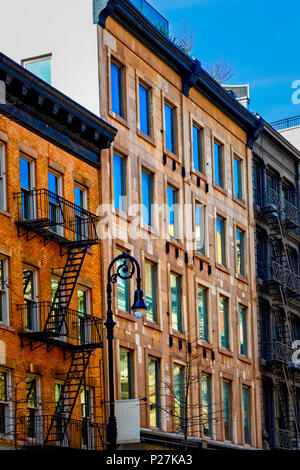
[0,0,100,115]
[279,126,300,151]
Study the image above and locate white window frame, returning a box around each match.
[23,266,38,332]
[0,143,7,211]
[48,170,63,236]
[0,257,9,325]
[26,375,42,443]
[0,369,12,439]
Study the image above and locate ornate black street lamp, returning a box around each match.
[105,252,147,451]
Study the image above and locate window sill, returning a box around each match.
[140,223,159,238]
[0,323,14,332]
[194,251,210,264]
[143,319,162,332]
[168,237,184,250]
[190,168,207,182]
[215,262,230,275]
[108,110,130,129]
[213,184,228,197]
[169,329,186,340]
[236,274,249,284]
[197,339,214,350]
[218,347,233,358]
[164,149,181,165]
[113,208,135,224]
[0,209,11,218]
[116,310,137,322]
[137,129,156,147]
[232,196,247,209]
[238,354,252,364]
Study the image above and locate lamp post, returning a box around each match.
[105,252,147,451]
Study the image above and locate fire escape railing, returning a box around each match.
[261,187,298,228]
[18,301,102,349]
[263,341,293,365]
[14,189,98,245]
[14,414,105,450]
[257,261,300,296]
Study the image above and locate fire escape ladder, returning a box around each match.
[44,348,93,446]
[43,244,88,334]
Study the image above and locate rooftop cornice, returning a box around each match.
[0,52,117,166]
[99,0,260,143]
[262,119,300,161]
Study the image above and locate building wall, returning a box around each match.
[98,17,262,448]
[0,115,104,447]
[0,0,99,115]
[279,126,300,151]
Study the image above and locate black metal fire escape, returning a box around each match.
[259,186,300,449]
[15,189,103,448]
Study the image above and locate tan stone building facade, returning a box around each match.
[97,0,262,449]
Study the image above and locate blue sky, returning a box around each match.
[148,0,300,123]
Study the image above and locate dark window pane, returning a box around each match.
[145,261,157,322]
[164,103,175,153]
[116,248,130,312]
[193,126,202,172]
[120,349,132,399]
[111,61,124,117]
[113,153,126,212]
[239,306,248,356]
[223,380,232,441]
[148,358,160,428]
[174,365,185,431]
[142,170,153,226]
[242,386,251,444]
[201,374,212,436]
[220,296,229,349]
[236,229,245,276]
[167,186,178,239]
[139,83,150,135]
[234,157,242,200]
[214,142,223,187]
[198,286,208,341]
[24,58,51,84]
[171,273,181,331]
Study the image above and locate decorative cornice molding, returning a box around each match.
[182,59,201,97]
[98,0,121,28]
[0,52,117,165]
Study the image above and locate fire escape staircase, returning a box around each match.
[15,188,101,448]
[262,188,300,448]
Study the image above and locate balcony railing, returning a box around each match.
[260,187,298,227]
[14,189,98,245]
[263,341,293,365]
[14,414,105,450]
[18,301,102,349]
[273,428,300,449]
[257,261,300,296]
[129,0,169,35]
[271,116,300,131]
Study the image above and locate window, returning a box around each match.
[0,258,9,324]
[23,55,51,84]
[195,203,205,255]
[120,348,133,399]
[145,260,157,323]
[236,228,245,276]
[110,60,124,117]
[23,267,38,331]
[167,185,178,240]
[192,125,203,173]
[170,273,181,332]
[242,386,251,445]
[74,184,88,241]
[54,383,64,443]
[164,102,176,154]
[219,296,229,349]
[48,171,63,234]
[113,153,126,212]
[198,286,208,342]
[0,143,6,210]
[116,248,130,313]
[139,83,151,136]
[222,380,232,441]
[201,374,212,437]
[0,371,8,435]
[20,156,34,220]
[173,364,185,431]
[142,170,153,226]
[26,377,39,438]
[233,156,243,200]
[214,141,224,188]
[78,288,91,345]
[216,216,226,266]
[239,305,248,357]
[148,358,160,428]
[81,387,93,447]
